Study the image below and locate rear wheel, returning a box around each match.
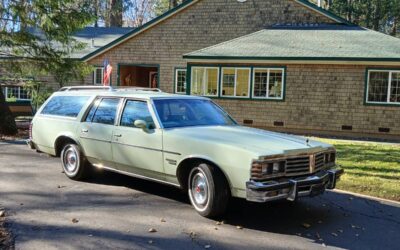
[188,163,230,218]
[61,144,90,180]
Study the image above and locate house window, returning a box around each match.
[175,69,187,94]
[3,86,31,101]
[221,68,250,98]
[367,70,400,104]
[253,68,284,99]
[190,67,219,97]
[93,67,104,85]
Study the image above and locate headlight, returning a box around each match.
[251,159,286,180]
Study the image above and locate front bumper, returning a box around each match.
[246,168,344,202]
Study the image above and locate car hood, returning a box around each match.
[164,125,331,156]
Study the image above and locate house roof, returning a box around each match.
[183,25,400,64]
[68,27,133,59]
[0,27,133,60]
[80,0,347,62]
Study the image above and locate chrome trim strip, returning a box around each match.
[112,141,181,155]
[79,136,112,143]
[93,164,181,188]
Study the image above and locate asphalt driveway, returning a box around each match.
[0,140,399,250]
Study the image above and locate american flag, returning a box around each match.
[103,59,112,86]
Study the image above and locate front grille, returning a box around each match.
[315,153,325,171]
[285,156,310,175]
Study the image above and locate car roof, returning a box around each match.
[52,87,208,101]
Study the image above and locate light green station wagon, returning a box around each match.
[28,86,343,217]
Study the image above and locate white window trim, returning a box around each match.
[175,68,187,94]
[93,67,104,85]
[221,67,251,98]
[4,86,31,101]
[252,67,285,100]
[366,69,400,105]
[190,67,219,97]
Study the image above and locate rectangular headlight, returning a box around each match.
[252,159,286,180]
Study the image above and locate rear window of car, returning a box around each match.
[41,95,90,118]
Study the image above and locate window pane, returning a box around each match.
[390,72,400,103]
[120,100,154,128]
[368,72,389,102]
[92,98,120,125]
[253,69,268,97]
[205,68,218,96]
[41,96,90,117]
[19,88,31,100]
[268,70,283,98]
[6,87,19,99]
[95,68,103,85]
[85,98,101,122]
[236,69,250,97]
[176,70,187,93]
[191,68,204,95]
[222,69,235,96]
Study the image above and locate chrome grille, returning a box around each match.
[285,156,310,175]
[315,153,325,171]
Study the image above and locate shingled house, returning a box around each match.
[8,0,400,140]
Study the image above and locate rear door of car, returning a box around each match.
[111,98,165,180]
[79,97,122,167]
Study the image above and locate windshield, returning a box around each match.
[153,99,237,128]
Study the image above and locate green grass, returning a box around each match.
[314,138,400,201]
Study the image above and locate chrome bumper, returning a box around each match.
[246,168,344,202]
[26,139,36,150]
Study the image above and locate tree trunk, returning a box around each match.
[391,17,397,36]
[109,0,123,27]
[0,87,18,136]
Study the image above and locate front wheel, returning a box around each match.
[188,163,230,218]
[61,144,90,180]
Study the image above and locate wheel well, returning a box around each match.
[54,136,77,157]
[176,158,231,191]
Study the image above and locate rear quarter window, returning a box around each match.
[41,96,90,118]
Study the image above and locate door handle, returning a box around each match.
[114,134,122,137]
[81,129,88,133]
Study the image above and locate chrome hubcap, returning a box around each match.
[191,172,208,205]
[64,148,78,173]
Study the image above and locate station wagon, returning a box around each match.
[28,86,343,217]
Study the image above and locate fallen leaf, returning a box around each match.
[72,218,79,223]
[216,222,221,225]
[57,185,66,189]
[214,227,218,230]
[322,243,327,247]
[20,203,24,206]
[189,231,197,239]
[331,232,338,237]
[236,226,243,230]
[148,228,157,233]
[204,245,211,249]
[160,218,166,223]
[302,223,311,229]
[0,210,5,217]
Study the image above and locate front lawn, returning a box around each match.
[315,138,400,201]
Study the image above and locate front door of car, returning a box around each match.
[79,97,122,167]
[112,99,164,180]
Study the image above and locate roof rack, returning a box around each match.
[59,86,163,92]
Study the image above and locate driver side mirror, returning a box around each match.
[134,120,149,132]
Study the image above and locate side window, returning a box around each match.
[120,100,155,129]
[41,96,90,117]
[89,98,120,125]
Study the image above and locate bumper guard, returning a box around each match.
[246,168,344,202]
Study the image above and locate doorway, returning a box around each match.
[118,64,159,88]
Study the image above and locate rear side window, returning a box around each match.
[87,98,120,125]
[41,96,90,117]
